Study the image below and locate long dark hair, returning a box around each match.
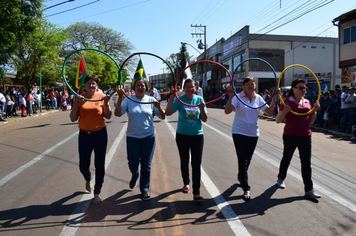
[287,78,306,98]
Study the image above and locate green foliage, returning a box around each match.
[62,21,134,89]
[10,19,68,89]
[0,0,43,70]
[164,44,195,88]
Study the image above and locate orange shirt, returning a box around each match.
[78,93,107,131]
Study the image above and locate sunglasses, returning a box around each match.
[295,86,307,90]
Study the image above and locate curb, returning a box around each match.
[0,110,60,126]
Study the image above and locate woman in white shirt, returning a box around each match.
[224,76,278,201]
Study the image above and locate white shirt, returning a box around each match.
[341,92,348,109]
[231,91,267,137]
[0,92,5,104]
[147,87,158,100]
[197,87,203,97]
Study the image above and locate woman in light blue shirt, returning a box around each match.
[115,78,165,201]
[165,79,208,202]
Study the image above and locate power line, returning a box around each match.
[48,0,150,24]
[45,0,100,18]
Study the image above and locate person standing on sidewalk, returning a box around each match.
[0,88,6,121]
[275,78,321,199]
[70,74,112,204]
[20,92,27,117]
[341,87,356,133]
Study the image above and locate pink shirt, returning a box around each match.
[280,97,312,136]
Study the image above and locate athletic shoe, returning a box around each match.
[242,191,251,201]
[276,178,285,189]
[93,194,102,204]
[305,190,321,199]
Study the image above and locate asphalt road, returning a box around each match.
[0,102,355,236]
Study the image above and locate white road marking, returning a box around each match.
[59,123,127,236]
[165,120,251,236]
[0,132,78,187]
[203,122,356,214]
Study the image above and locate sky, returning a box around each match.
[44,0,356,77]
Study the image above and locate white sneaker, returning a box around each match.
[305,190,321,199]
[276,178,285,189]
[93,194,102,204]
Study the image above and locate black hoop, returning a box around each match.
[118,52,175,104]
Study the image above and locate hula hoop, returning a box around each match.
[231,58,278,109]
[174,60,232,107]
[277,64,321,115]
[118,52,175,104]
[62,48,120,102]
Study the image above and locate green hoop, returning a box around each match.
[62,48,120,102]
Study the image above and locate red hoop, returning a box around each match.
[174,60,232,107]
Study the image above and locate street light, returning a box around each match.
[181,42,202,55]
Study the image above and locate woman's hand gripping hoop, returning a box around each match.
[118,52,175,104]
[277,64,321,115]
[62,48,120,102]
[174,60,232,107]
[231,58,278,109]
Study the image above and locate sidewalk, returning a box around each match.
[0,109,60,126]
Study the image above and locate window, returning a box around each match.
[343,25,356,44]
[311,46,317,49]
[248,51,282,71]
[222,59,231,78]
[302,46,306,48]
[322,46,325,49]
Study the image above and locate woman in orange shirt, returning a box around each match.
[70,75,112,204]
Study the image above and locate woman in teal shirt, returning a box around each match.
[165,79,208,202]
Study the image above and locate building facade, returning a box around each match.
[333,8,356,86]
[196,25,341,94]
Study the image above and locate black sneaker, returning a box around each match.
[141,191,150,201]
[129,172,139,189]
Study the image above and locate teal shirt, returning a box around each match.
[172,95,207,136]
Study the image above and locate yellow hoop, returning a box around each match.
[277,64,321,116]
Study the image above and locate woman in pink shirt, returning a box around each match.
[275,78,321,199]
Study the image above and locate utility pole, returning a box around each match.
[191,24,206,85]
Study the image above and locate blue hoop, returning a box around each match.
[231,58,278,109]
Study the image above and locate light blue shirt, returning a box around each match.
[121,95,159,138]
[172,95,207,136]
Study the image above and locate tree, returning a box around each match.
[63,22,134,65]
[9,19,68,89]
[165,44,195,88]
[0,0,43,81]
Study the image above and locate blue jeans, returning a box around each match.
[26,101,31,115]
[232,134,258,192]
[78,127,107,194]
[127,134,155,193]
[341,107,356,132]
[176,133,204,195]
[1,103,4,118]
[278,135,313,192]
